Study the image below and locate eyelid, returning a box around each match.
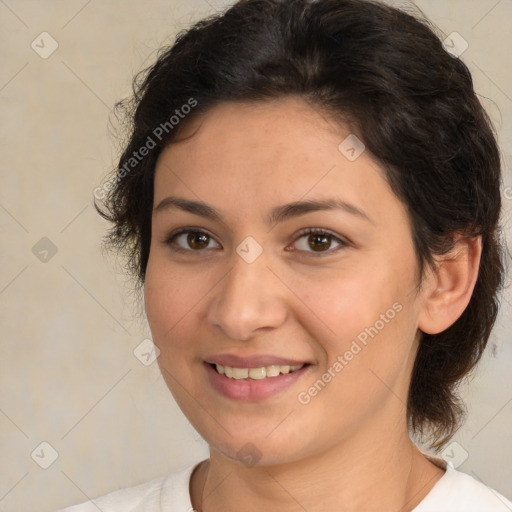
[162,226,222,253]
[289,227,349,256]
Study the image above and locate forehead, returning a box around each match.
[153,97,402,224]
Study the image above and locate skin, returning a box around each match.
[144,96,481,511]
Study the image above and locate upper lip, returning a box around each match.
[205,354,311,368]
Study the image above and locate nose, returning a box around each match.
[206,248,288,341]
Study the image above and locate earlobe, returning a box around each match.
[418,235,482,335]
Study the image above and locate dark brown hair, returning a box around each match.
[96,0,505,449]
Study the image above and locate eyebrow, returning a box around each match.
[153,195,372,225]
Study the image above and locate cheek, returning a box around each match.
[301,263,404,345]
[144,260,206,411]
[144,256,201,353]
[301,261,416,393]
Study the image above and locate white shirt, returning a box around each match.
[57,459,512,512]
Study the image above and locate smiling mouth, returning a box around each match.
[210,363,308,380]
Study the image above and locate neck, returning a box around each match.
[190,420,445,512]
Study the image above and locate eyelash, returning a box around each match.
[162,227,349,257]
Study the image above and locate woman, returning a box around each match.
[60,0,511,510]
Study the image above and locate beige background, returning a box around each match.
[0,1,511,510]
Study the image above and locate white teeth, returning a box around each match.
[248,367,266,380]
[215,363,304,380]
[232,367,248,379]
[265,365,281,377]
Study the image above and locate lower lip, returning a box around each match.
[204,362,311,402]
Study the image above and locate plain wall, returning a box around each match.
[0,1,510,510]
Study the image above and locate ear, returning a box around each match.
[418,235,482,335]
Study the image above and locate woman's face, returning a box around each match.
[144,97,429,466]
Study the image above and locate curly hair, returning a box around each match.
[95,0,505,449]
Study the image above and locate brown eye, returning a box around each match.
[187,232,210,250]
[164,228,221,253]
[291,228,347,256]
[307,233,332,252]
